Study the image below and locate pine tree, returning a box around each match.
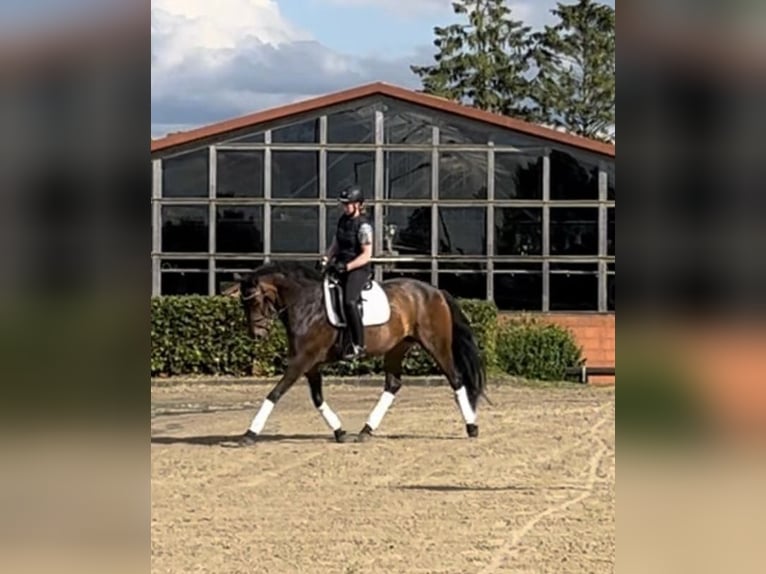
[410,0,535,119]
[530,0,615,141]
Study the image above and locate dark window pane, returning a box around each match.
[493,267,543,311]
[436,115,490,144]
[216,206,264,253]
[439,151,487,199]
[217,151,263,198]
[226,131,264,143]
[550,207,598,255]
[608,207,615,256]
[385,205,431,255]
[438,207,486,255]
[326,205,376,250]
[271,118,319,143]
[607,272,615,311]
[495,208,542,256]
[161,272,208,295]
[494,153,543,200]
[607,164,615,200]
[382,270,432,285]
[550,264,599,310]
[162,149,208,198]
[386,151,431,200]
[159,261,209,295]
[383,102,433,144]
[327,105,376,143]
[550,150,600,200]
[271,206,319,253]
[327,151,375,198]
[161,206,208,252]
[439,272,487,300]
[272,151,319,199]
[215,258,265,270]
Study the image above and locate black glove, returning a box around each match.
[332,260,347,274]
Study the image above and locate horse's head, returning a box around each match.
[235,272,281,339]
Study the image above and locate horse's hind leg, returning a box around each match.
[357,340,412,442]
[306,368,349,443]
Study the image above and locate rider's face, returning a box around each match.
[342,202,358,216]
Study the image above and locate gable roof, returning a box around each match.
[151,81,615,157]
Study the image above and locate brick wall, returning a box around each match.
[499,312,615,384]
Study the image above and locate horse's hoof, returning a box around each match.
[334,429,351,443]
[466,424,479,438]
[237,430,259,447]
[356,424,373,442]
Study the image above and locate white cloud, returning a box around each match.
[151,0,432,137]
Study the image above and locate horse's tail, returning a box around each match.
[440,290,487,411]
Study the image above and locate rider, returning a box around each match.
[322,185,373,361]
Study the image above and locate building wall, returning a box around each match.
[499,312,615,384]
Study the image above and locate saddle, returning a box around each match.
[322,273,391,329]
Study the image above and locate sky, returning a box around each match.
[151,0,615,138]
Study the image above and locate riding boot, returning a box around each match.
[343,301,365,360]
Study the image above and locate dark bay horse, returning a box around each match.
[234,261,486,446]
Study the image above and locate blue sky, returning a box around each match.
[151,0,614,138]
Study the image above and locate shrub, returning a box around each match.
[150,296,498,377]
[495,315,584,381]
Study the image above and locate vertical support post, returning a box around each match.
[319,115,328,255]
[542,149,551,312]
[152,158,162,296]
[486,143,495,302]
[598,163,608,312]
[374,110,385,283]
[208,145,217,295]
[263,130,272,262]
[431,126,440,286]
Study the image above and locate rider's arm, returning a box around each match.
[324,238,338,261]
[346,223,373,271]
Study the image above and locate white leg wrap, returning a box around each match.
[248,399,275,434]
[317,402,342,431]
[366,391,396,431]
[455,386,477,425]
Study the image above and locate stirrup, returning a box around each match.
[342,344,365,361]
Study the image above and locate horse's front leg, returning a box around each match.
[306,368,349,443]
[238,359,306,446]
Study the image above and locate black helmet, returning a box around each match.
[338,185,364,204]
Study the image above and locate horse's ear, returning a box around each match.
[232,272,244,282]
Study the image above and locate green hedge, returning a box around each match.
[495,315,584,381]
[151,296,498,378]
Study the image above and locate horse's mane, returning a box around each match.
[248,260,323,286]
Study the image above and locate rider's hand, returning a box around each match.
[332,260,347,274]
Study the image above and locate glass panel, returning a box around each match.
[608,207,615,256]
[227,131,264,143]
[271,205,319,253]
[160,272,208,295]
[436,115,491,145]
[550,207,599,255]
[327,151,375,199]
[271,118,319,143]
[607,163,615,201]
[325,205,376,251]
[494,208,542,256]
[550,150,600,200]
[272,151,319,199]
[161,206,208,252]
[162,149,208,198]
[215,258,265,270]
[550,263,599,310]
[439,272,487,300]
[438,207,486,255]
[160,259,209,271]
[216,151,263,198]
[382,270,432,285]
[439,151,488,200]
[386,151,431,200]
[383,205,431,255]
[493,264,543,310]
[607,272,615,311]
[327,105,376,143]
[494,153,543,200]
[216,206,264,253]
[383,102,433,144]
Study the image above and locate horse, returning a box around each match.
[234,261,486,446]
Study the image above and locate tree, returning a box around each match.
[410,0,535,120]
[530,0,615,141]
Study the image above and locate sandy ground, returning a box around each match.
[151,380,615,574]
